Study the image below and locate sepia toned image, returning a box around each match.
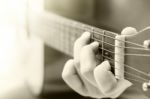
[0,0,150,99]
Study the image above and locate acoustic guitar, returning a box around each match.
[28,10,150,98]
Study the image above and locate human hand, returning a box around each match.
[62,27,136,98]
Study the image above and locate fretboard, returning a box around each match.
[28,11,117,61]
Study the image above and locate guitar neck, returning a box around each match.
[29,11,117,59]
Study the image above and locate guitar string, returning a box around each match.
[93,37,150,51]
[102,55,150,78]
[101,47,150,57]
[125,77,144,83]
[109,63,148,82]
[96,58,148,84]
[96,57,148,83]
[91,30,145,48]
[92,38,150,57]
[124,71,148,82]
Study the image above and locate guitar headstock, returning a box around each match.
[125,27,150,98]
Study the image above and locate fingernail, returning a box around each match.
[82,32,91,38]
[104,60,110,65]
[91,41,99,47]
[102,61,110,70]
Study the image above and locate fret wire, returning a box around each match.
[100,47,114,55]
[91,31,94,42]
[62,21,65,52]
[91,27,94,42]
[59,24,62,52]
[60,19,63,52]
[57,21,60,51]
[93,37,114,48]
[66,23,70,55]
[71,27,75,55]
[66,22,69,55]
[101,30,104,61]
[65,29,68,54]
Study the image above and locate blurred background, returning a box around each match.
[1,0,150,99]
[0,0,92,99]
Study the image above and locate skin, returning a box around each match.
[62,27,146,98]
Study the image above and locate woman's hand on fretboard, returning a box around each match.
[62,30,134,98]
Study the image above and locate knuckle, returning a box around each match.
[74,59,80,68]
[74,38,81,47]
[81,45,91,54]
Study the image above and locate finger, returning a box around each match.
[80,41,100,86]
[94,61,116,93]
[121,27,137,35]
[62,59,88,96]
[94,61,132,98]
[74,32,91,63]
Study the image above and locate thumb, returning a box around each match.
[94,61,132,98]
